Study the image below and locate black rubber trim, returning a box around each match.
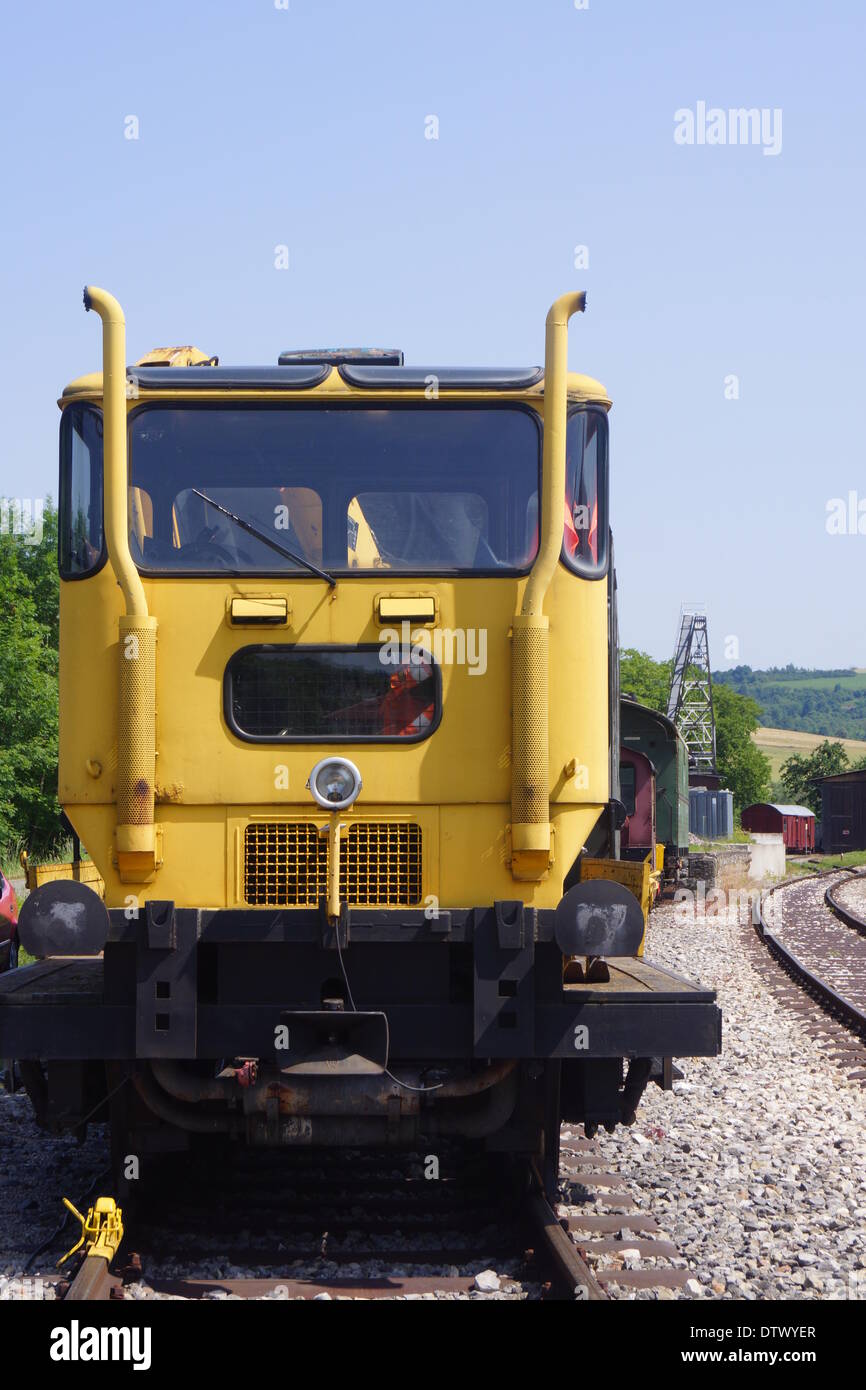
[338,365,544,390]
[126,365,330,391]
[223,642,443,745]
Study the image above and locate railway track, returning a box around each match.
[47,1127,690,1303]
[752,870,866,1081]
[825,873,866,942]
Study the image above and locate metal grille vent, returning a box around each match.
[244,823,326,907]
[341,822,422,907]
[243,822,422,907]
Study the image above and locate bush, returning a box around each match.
[0,505,61,854]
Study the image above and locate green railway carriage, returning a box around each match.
[620,695,690,884]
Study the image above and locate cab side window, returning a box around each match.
[59,405,104,578]
[562,408,608,577]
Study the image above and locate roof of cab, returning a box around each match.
[59,365,611,408]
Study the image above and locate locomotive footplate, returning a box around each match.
[0,945,721,1063]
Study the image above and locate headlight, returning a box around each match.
[307,756,363,811]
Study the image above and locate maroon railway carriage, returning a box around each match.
[740,802,815,853]
[619,747,656,862]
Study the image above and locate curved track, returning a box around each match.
[825,873,866,941]
[758,871,866,1039]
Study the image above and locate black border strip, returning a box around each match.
[127,365,330,391]
[339,364,544,390]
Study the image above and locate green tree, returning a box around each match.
[779,740,849,814]
[0,521,60,853]
[618,649,771,813]
[17,501,59,649]
[619,649,672,712]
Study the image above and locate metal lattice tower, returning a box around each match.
[667,607,717,774]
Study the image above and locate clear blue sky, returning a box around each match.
[1,0,863,669]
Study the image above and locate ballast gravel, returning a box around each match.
[592,892,866,1300]
[2,882,865,1300]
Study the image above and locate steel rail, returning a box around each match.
[527,1160,608,1301]
[62,1253,114,1301]
[757,878,866,1039]
[825,872,866,940]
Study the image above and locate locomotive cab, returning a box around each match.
[0,290,720,1194]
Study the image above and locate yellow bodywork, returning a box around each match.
[21,851,105,897]
[59,300,612,916]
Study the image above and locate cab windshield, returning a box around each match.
[60,400,607,579]
[128,404,541,575]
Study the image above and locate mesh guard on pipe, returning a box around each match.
[84,287,159,881]
[511,615,551,877]
[116,616,158,880]
[511,292,586,880]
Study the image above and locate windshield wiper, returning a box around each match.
[191,488,336,586]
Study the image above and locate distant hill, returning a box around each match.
[752,726,866,780]
[715,666,866,740]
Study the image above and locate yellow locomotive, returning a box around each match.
[0,289,720,1193]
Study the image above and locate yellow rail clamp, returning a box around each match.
[57,1196,124,1268]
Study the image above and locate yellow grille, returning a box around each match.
[342,822,423,907]
[244,823,327,906]
[243,822,422,907]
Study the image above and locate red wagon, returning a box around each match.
[740,802,815,853]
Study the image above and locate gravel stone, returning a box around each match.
[592,893,866,1300]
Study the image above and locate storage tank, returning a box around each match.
[689,786,734,840]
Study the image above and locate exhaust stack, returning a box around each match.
[84,287,159,882]
[511,291,587,880]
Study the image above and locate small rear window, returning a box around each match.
[619,763,636,817]
[225,646,441,743]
